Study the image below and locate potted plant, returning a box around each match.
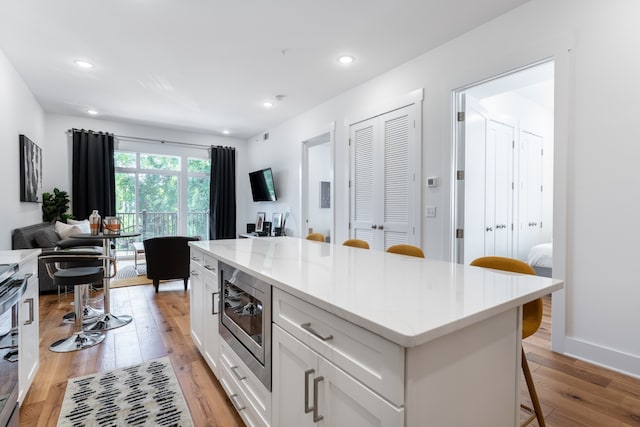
[42,187,73,223]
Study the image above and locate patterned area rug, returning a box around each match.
[57,357,194,426]
[111,265,152,288]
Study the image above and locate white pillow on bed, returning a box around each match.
[527,243,553,268]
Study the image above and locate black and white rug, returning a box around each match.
[57,357,194,427]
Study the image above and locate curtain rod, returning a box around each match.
[67,128,210,150]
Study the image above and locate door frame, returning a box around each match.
[301,124,335,242]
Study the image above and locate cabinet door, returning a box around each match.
[19,274,39,403]
[189,259,204,350]
[272,325,316,427]
[317,357,404,427]
[203,272,220,376]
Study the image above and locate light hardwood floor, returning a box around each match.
[20,284,640,426]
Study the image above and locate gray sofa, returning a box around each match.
[11,222,102,294]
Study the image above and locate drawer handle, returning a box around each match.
[230,393,245,412]
[204,264,216,272]
[230,365,246,381]
[190,256,201,262]
[24,298,34,325]
[301,322,333,341]
[191,270,199,276]
[313,376,324,422]
[304,369,314,414]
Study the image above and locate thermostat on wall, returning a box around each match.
[427,176,438,188]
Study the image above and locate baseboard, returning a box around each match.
[564,336,640,379]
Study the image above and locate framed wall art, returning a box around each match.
[255,211,266,232]
[19,134,43,202]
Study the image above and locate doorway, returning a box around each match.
[454,60,554,273]
[302,132,333,242]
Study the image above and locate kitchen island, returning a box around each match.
[189,237,563,427]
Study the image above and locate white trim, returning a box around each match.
[344,88,424,128]
[564,337,640,379]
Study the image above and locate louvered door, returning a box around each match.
[350,105,417,251]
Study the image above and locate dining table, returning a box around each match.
[71,232,140,330]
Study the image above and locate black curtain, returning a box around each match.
[209,146,236,239]
[72,129,116,219]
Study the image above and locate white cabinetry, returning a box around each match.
[18,256,39,404]
[272,288,404,426]
[189,248,220,376]
[219,340,271,427]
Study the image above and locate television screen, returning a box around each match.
[249,168,277,201]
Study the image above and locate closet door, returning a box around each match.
[486,120,514,257]
[517,131,544,260]
[381,106,415,249]
[350,118,378,246]
[350,105,417,251]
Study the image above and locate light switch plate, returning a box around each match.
[426,206,436,217]
[427,176,438,188]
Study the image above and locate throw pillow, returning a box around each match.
[33,228,60,248]
[67,219,91,234]
[55,221,82,240]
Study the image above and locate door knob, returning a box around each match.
[486,227,493,232]
[371,225,377,229]
[378,225,384,230]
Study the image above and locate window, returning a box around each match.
[114,150,210,254]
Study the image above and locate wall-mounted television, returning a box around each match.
[249,167,277,201]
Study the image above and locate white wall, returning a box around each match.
[244,0,640,377]
[0,50,46,249]
[44,114,248,234]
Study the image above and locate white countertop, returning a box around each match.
[191,238,563,348]
[0,249,40,266]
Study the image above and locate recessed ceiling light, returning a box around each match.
[222,129,230,135]
[337,55,355,65]
[263,101,274,108]
[74,60,94,69]
[87,109,98,115]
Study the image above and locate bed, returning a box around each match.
[527,243,552,277]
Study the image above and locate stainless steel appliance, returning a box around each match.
[0,263,28,427]
[219,262,272,390]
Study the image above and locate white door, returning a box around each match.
[350,105,418,251]
[517,130,544,259]
[461,95,488,264]
[486,120,515,257]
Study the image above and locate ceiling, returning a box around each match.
[0,0,530,140]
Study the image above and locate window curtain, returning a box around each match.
[72,129,116,219]
[209,146,236,239]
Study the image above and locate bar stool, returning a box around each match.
[306,233,325,242]
[41,254,112,352]
[386,244,425,258]
[342,239,370,249]
[470,256,545,427]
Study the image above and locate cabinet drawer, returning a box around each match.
[190,248,204,266]
[202,255,218,277]
[220,340,271,426]
[219,361,265,427]
[273,288,404,406]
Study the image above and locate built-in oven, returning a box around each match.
[0,263,28,427]
[219,262,272,390]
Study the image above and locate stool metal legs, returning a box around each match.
[50,284,105,353]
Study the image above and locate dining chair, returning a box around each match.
[342,239,370,249]
[386,244,425,258]
[305,233,325,242]
[470,256,545,427]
